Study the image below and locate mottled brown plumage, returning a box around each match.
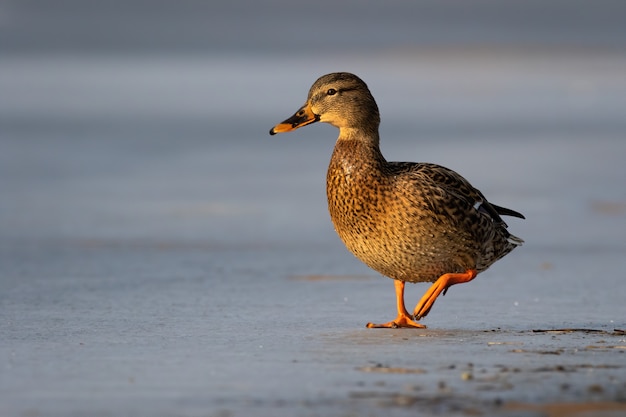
[270,72,524,328]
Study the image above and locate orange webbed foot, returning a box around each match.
[413,269,477,320]
[366,279,427,329]
[366,311,426,329]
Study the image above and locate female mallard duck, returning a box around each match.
[270,72,524,328]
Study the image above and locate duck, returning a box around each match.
[270,72,524,328]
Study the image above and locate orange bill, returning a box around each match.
[269,103,320,135]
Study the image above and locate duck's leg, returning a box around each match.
[412,269,477,319]
[366,280,426,328]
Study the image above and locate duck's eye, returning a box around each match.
[326,88,337,96]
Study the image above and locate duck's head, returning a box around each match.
[269,72,380,136]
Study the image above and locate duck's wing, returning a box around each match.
[391,162,524,225]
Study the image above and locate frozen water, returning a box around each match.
[2,1,626,416]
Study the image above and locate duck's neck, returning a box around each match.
[329,128,386,176]
[338,126,380,147]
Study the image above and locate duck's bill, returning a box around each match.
[269,103,319,135]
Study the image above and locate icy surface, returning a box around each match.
[2,1,626,416]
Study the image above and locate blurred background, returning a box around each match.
[2,0,625,248]
[2,2,626,415]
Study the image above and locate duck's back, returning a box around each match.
[326,140,521,284]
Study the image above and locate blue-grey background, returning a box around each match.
[2,1,626,416]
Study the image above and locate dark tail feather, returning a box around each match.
[492,204,525,219]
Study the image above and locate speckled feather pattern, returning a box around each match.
[275,72,523,286]
[327,138,519,283]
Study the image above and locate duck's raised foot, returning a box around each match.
[366,312,426,329]
[413,269,478,319]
